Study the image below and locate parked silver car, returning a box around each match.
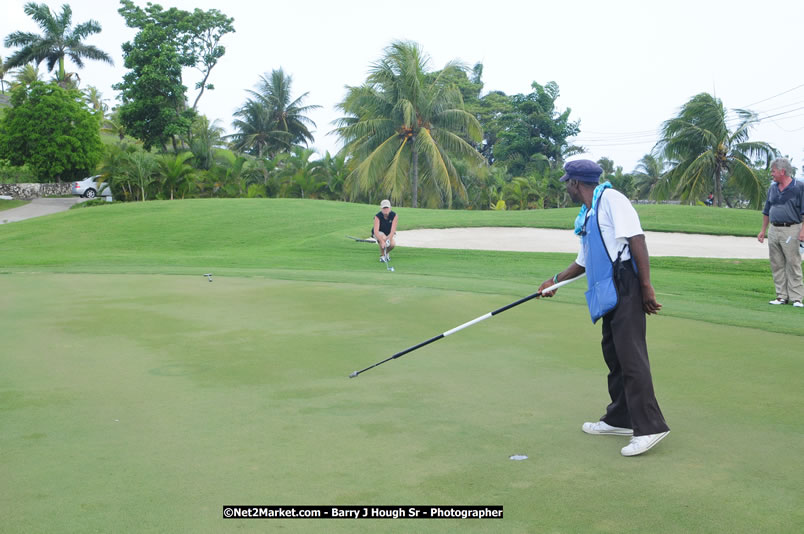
[71,175,112,199]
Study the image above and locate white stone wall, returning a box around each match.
[0,183,72,200]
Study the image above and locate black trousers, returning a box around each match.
[599,265,669,436]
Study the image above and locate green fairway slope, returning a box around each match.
[0,198,788,334]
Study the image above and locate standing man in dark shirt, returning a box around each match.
[758,158,804,307]
[373,199,398,263]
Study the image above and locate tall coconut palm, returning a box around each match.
[4,2,113,86]
[334,41,484,208]
[659,93,777,207]
[229,68,320,158]
[229,99,281,158]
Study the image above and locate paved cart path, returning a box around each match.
[0,198,85,224]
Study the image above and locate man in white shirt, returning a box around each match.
[538,159,670,457]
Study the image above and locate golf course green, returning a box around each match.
[1,199,801,533]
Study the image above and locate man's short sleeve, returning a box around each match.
[798,181,804,216]
[575,243,585,268]
[602,190,643,239]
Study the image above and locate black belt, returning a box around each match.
[772,222,800,227]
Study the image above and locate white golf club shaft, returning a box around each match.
[350,273,586,378]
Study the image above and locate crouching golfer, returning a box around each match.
[538,159,670,457]
[373,199,398,263]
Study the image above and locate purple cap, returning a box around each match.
[560,159,603,183]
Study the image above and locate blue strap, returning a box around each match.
[574,181,612,235]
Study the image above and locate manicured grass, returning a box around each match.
[0,198,28,211]
[0,198,800,533]
[0,199,788,334]
[1,274,800,533]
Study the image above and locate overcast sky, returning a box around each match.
[3,0,803,172]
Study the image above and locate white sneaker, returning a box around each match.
[794,301,804,308]
[380,256,387,263]
[621,431,670,457]
[582,421,633,436]
[769,298,787,305]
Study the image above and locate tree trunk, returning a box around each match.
[714,166,723,207]
[192,69,212,112]
[411,141,419,208]
[58,57,65,83]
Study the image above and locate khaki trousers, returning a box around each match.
[768,224,804,302]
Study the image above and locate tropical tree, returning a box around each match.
[0,81,102,181]
[116,1,234,118]
[632,152,670,200]
[229,99,277,158]
[98,142,138,200]
[185,116,225,170]
[230,69,319,158]
[3,2,112,86]
[502,176,534,210]
[207,150,250,197]
[274,147,327,198]
[11,64,42,88]
[659,93,777,207]
[101,108,127,141]
[491,81,581,176]
[124,151,157,201]
[83,85,107,119]
[155,152,195,199]
[0,56,8,94]
[334,41,484,208]
[317,151,350,200]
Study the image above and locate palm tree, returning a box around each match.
[101,108,127,141]
[208,151,251,197]
[0,56,8,94]
[502,176,533,210]
[4,2,113,86]
[334,41,484,208]
[124,151,157,202]
[632,152,670,200]
[659,93,777,207]
[186,116,225,170]
[274,147,327,198]
[229,69,320,158]
[317,151,350,200]
[83,85,107,119]
[229,99,280,158]
[155,152,195,200]
[11,64,42,88]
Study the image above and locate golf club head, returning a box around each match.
[349,371,358,378]
[389,266,394,272]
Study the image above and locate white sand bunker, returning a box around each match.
[396,227,768,259]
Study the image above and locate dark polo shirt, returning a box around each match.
[763,179,804,224]
[373,210,396,236]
